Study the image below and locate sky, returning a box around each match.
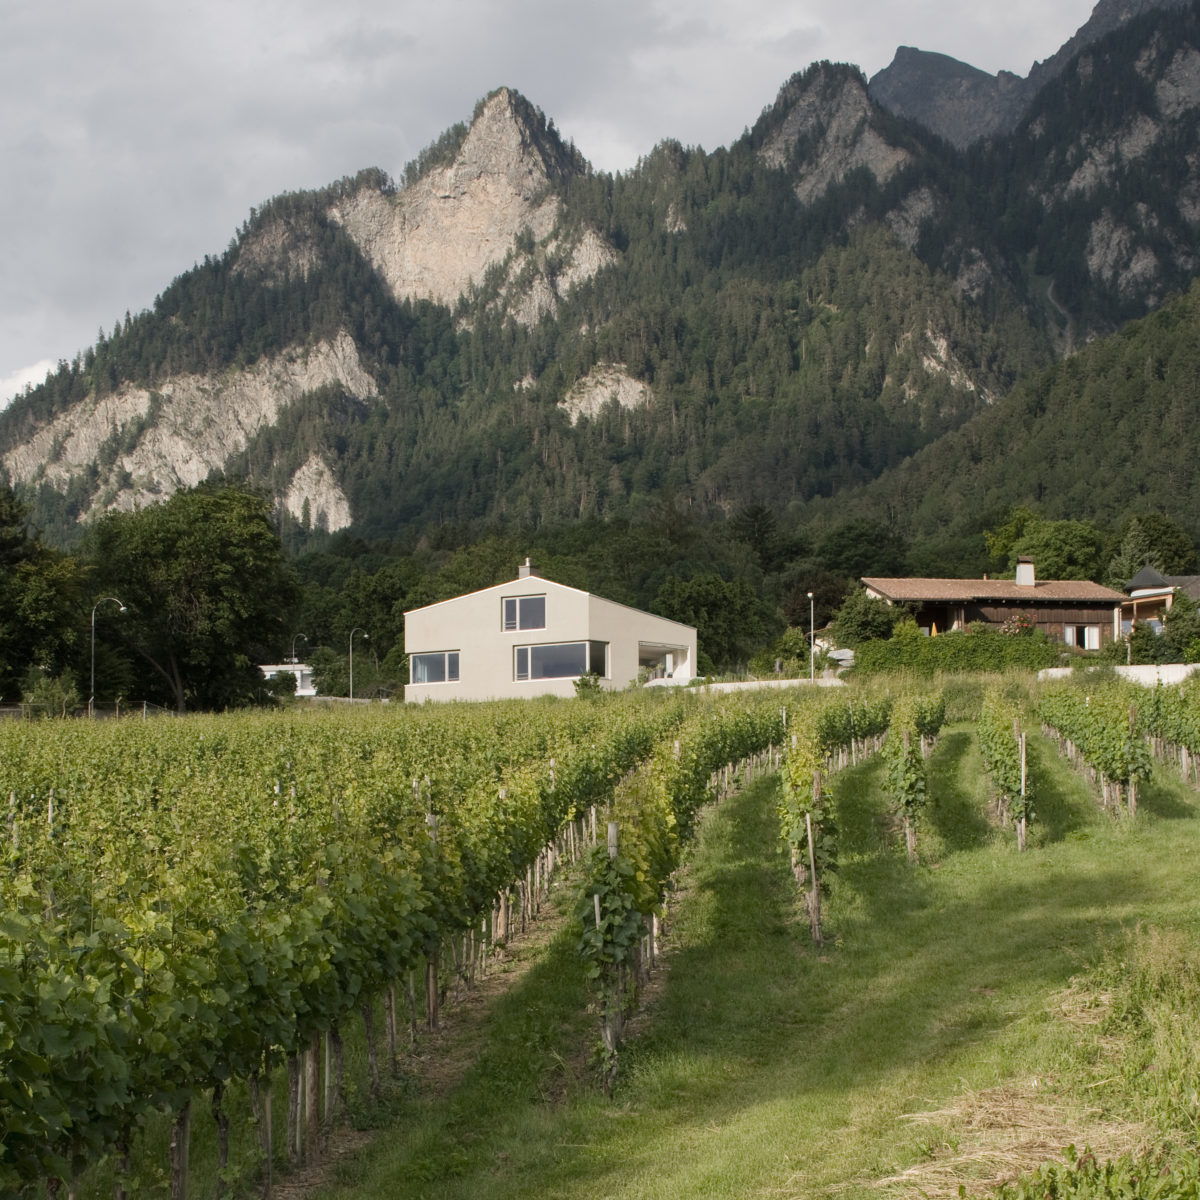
[0,0,1099,409]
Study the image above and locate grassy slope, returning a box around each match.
[308,724,1200,1200]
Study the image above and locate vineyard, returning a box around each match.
[5,672,1200,1199]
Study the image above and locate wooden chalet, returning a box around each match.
[862,558,1126,648]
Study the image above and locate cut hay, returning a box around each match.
[866,1081,1153,1200]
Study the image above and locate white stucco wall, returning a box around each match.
[404,576,696,702]
[1038,663,1200,686]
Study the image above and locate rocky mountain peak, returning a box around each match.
[756,63,912,204]
[327,87,589,309]
[869,48,1024,148]
[870,0,1191,147]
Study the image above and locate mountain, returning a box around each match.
[869,0,1193,147]
[3,0,1200,556]
[817,276,1200,552]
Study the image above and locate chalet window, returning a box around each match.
[411,651,460,684]
[515,641,605,681]
[1064,625,1100,651]
[503,595,546,631]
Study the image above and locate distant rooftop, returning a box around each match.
[863,577,1126,603]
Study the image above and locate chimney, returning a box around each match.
[1015,557,1035,587]
[518,557,541,579]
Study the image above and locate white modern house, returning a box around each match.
[259,663,317,697]
[403,560,697,701]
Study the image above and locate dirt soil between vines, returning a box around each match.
[266,894,583,1198]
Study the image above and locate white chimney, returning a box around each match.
[1015,557,1035,587]
[518,557,541,579]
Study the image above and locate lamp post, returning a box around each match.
[91,596,127,716]
[349,628,369,700]
[807,591,815,683]
[290,633,307,664]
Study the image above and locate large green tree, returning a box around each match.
[87,483,299,712]
[1010,518,1106,581]
[0,485,80,700]
[652,573,771,670]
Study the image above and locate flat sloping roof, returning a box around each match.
[863,577,1127,604]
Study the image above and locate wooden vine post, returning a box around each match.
[1017,732,1028,852]
[902,730,918,864]
[305,1032,320,1161]
[426,812,440,1031]
[1128,704,1139,818]
[805,811,823,946]
[599,822,623,1083]
[169,1101,191,1200]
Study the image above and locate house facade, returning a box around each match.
[403,561,697,702]
[1121,565,1200,634]
[259,663,317,697]
[862,559,1126,648]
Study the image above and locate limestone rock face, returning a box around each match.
[1063,112,1162,196]
[885,187,940,251]
[498,227,619,326]
[233,211,323,284]
[329,88,604,309]
[2,333,375,520]
[1086,210,1168,301]
[559,365,652,425]
[283,454,352,532]
[758,69,911,205]
[1156,45,1200,115]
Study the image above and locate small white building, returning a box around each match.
[403,560,697,702]
[259,663,317,697]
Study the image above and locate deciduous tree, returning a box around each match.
[87,483,298,711]
[0,485,80,699]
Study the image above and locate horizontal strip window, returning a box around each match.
[515,640,607,681]
[503,595,546,631]
[411,651,460,684]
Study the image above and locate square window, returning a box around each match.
[503,596,545,631]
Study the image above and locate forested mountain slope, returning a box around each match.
[817,278,1200,543]
[2,0,1200,554]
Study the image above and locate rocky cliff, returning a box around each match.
[327,88,613,319]
[757,66,912,203]
[2,333,372,520]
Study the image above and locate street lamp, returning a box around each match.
[91,596,127,716]
[349,628,369,700]
[290,633,307,664]
[807,592,815,683]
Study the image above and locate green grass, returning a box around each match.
[284,726,1200,1199]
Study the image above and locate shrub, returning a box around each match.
[855,623,1058,675]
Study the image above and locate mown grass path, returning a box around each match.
[308,725,1200,1200]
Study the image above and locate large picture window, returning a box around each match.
[514,641,606,681]
[411,651,460,684]
[503,595,546,631]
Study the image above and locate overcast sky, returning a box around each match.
[1,0,1099,408]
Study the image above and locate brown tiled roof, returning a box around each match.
[862,577,1126,604]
